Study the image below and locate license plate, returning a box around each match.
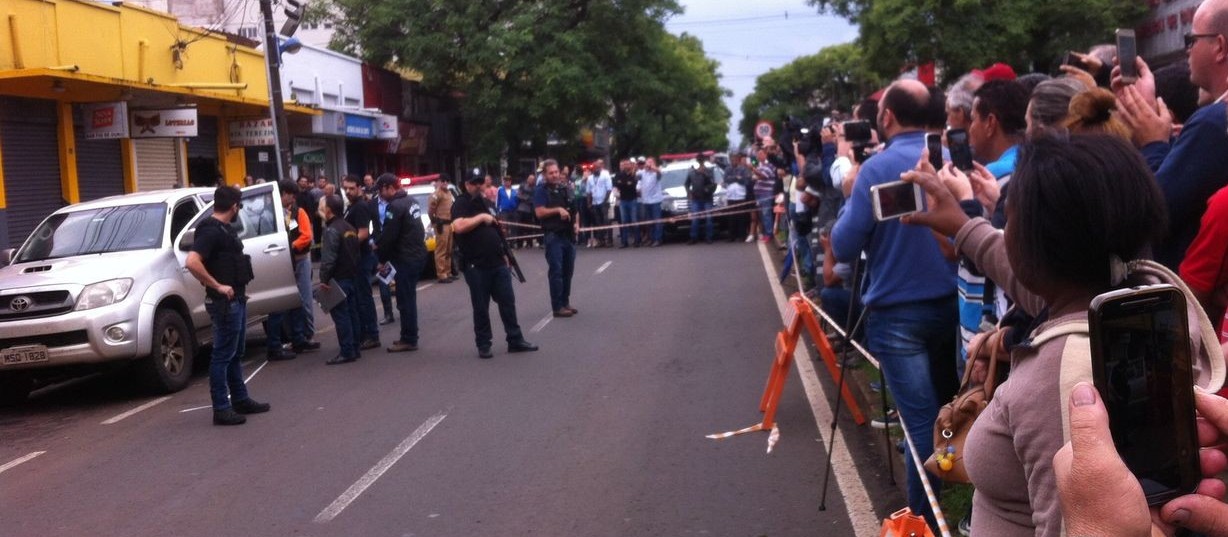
[1,345,49,366]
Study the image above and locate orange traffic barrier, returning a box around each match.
[708,293,865,445]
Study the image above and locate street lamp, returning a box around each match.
[259,0,304,182]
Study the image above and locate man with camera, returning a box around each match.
[184,186,270,426]
[831,80,958,525]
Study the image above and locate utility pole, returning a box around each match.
[260,0,293,180]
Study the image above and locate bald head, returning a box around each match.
[1198,0,1228,36]
[881,79,933,131]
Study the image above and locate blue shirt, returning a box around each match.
[496,186,518,213]
[831,131,957,308]
[985,145,1019,179]
[589,170,613,205]
[1141,100,1228,269]
[639,170,664,204]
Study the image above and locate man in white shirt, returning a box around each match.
[589,159,614,247]
[638,158,665,247]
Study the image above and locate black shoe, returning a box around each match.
[508,341,539,353]
[292,341,321,353]
[478,347,494,359]
[326,354,358,365]
[232,398,270,414]
[213,409,246,426]
[553,309,574,318]
[387,340,419,352]
[266,348,297,361]
[379,315,396,325]
[705,239,714,244]
[359,339,380,351]
[687,239,696,245]
[618,244,628,249]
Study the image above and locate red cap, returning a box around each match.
[973,62,1017,82]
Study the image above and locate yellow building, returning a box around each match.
[0,0,314,250]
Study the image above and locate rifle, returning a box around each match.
[493,215,526,283]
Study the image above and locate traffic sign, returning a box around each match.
[754,120,774,140]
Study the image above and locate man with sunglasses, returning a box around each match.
[1112,0,1228,270]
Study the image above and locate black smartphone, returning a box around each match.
[947,129,974,171]
[1117,29,1138,84]
[1089,284,1200,506]
[1064,51,1081,67]
[926,133,944,170]
[870,179,924,221]
[843,120,872,144]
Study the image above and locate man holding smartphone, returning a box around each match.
[831,79,959,526]
[1113,0,1228,270]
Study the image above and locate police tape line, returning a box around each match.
[497,199,764,233]
[786,226,949,537]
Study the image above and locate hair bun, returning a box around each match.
[1068,88,1117,125]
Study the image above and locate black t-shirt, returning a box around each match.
[614,171,638,201]
[344,198,375,255]
[451,192,506,269]
[191,216,248,299]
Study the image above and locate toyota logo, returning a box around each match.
[9,296,31,312]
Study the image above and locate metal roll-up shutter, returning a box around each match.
[186,115,219,186]
[134,138,181,191]
[0,97,64,250]
[74,121,125,202]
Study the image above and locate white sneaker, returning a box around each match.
[744,234,754,243]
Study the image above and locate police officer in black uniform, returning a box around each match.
[452,171,539,359]
[533,159,579,318]
[185,186,270,426]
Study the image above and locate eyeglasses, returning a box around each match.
[1185,32,1220,50]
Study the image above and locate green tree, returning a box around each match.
[807,0,1146,84]
[738,43,882,143]
[320,0,729,163]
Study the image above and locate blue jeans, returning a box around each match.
[293,256,315,340]
[391,257,425,345]
[463,264,524,349]
[865,296,958,526]
[820,286,862,334]
[544,232,576,311]
[328,278,362,359]
[757,197,775,238]
[642,202,663,243]
[689,199,714,241]
[265,308,307,351]
[357,251,381,342]
[206,298,250,411]
[619,200,640,246]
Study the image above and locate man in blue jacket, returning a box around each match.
[831,79,958,526]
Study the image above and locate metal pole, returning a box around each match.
[260,0,293,180]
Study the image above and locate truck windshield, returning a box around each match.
[16,203,167,263]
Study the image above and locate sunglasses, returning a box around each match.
[1185,32,1220,50]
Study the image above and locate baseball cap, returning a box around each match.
[973,62,1017,82]
[374,173,399,189]
[466,169,486,184]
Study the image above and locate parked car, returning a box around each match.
[0,183,300,404]
[659,160,727,236]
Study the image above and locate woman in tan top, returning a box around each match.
[905,134,1168,536]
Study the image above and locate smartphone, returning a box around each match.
[1089,284,1200,505]
[925,133,944,170]
[843,120,872,144]
[870,180,924,221]
[1063,51,1081,67]
[947,129,974,171]
[1117,29,1138,84]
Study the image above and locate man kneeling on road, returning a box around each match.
[452,171,539,359]
[184,185,271,426]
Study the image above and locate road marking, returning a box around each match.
[179,405,211,413]
[0,451,45,474]
[756,241,879,537]
[595,260,613,274]
[101,396,172,425]
[314,412,447,523]
[180,360,271,414]
[530,315,552,333]
[416,283,434,291]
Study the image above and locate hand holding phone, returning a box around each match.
[947,129,975,171]
[1117,29,1138,85]
[926,133,944,171]
[871,179,924,221]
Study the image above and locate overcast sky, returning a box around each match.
[665,1,858,149]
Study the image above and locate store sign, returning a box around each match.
[376,114,399,140]
[82,102,130,140]
[228,118,276,147]
[293,137,328,165]
[344,114,375,139]
[130,108,198,138]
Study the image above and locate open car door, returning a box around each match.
[174,182,300,323]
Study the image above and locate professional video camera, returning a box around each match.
[779,115,826,161]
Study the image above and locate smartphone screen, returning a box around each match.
[1090,285,1200,505]
[1117,29,1138,81]
[1064,52,1080,67]
[843,120,872,144]
[872,180,921,221]
[926,133,944,170]
[947,129,974,171]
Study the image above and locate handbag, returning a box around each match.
[922,327,1005,484]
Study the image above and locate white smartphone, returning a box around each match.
[871,180,924,221]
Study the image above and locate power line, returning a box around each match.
[666,11,823,27]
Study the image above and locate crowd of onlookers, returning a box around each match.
[771,1,1228,535]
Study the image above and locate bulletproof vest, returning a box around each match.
[541,183,573,234]
[200,218,255,299]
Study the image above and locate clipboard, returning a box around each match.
[314,279,347,311]
[375,264,396,286]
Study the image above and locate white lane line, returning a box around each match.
[530,315,552,333]
[180,360,271,414]
[756,241,878,537]
[314,412,447,523]
[0,451,46,475]
[595,260,613,274]
[179,405,211,414]
[416,283,434,292]
[101,396,173,425]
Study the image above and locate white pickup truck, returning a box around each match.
[0,182,300,404]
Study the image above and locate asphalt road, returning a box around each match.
[0,241,892,537]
